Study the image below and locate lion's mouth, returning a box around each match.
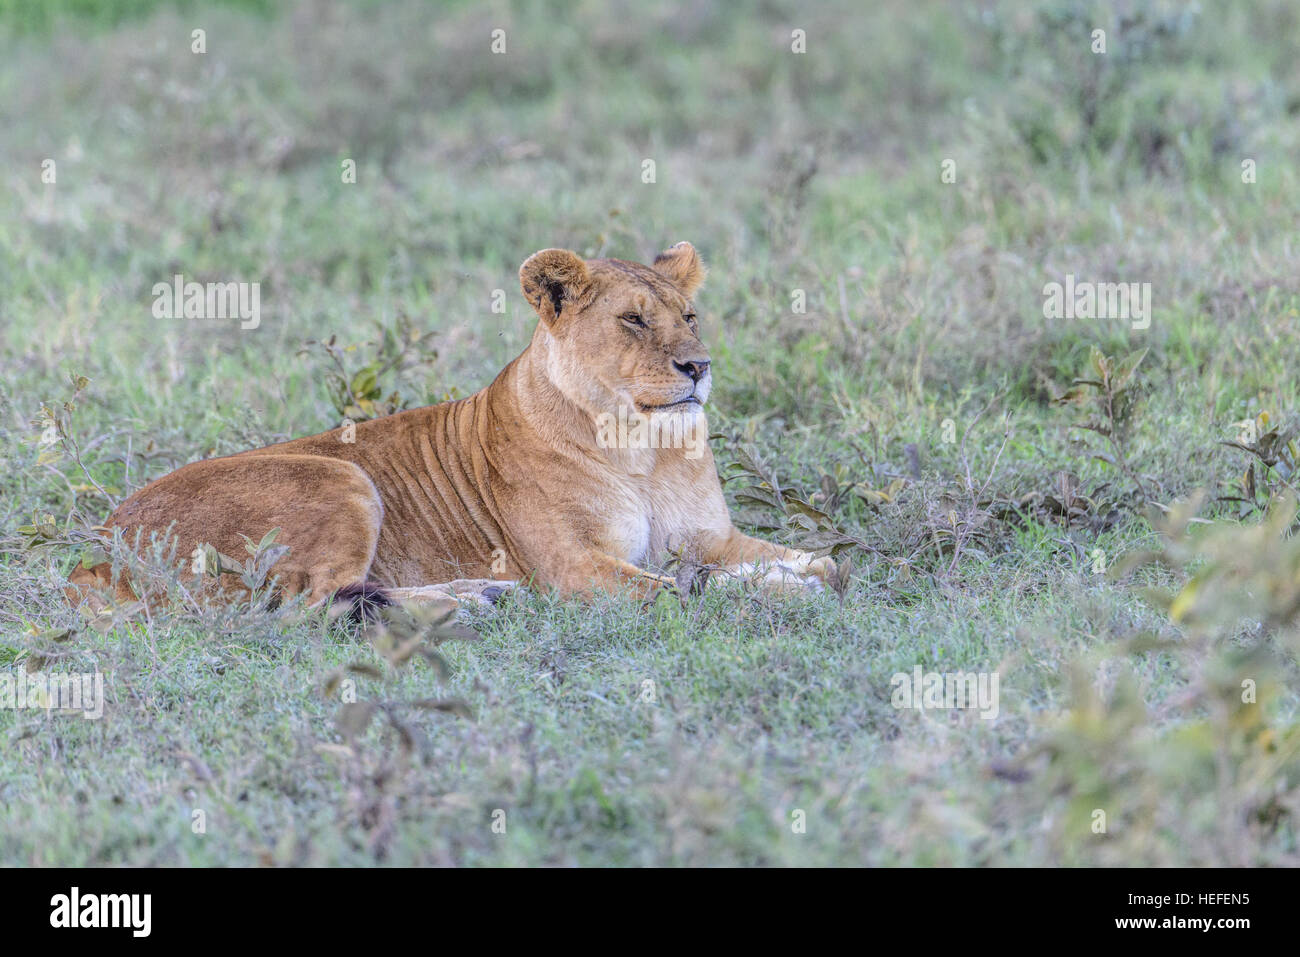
[639,395,703,412]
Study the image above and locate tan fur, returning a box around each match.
[66,242,832,611]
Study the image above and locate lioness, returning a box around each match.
[67,242,833,616]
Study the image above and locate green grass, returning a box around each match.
[3,0,1300,865]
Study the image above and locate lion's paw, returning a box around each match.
[446,578,524,607]
[727,554,833,594]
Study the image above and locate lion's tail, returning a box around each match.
[332,581,392,625]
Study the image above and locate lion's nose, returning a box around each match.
[674,358,711,384]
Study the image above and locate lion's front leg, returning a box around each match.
[699,528,834,594]
[536,550,676,600]
[386,579,521,613]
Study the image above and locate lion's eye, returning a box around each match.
[621,313,647,328]
[684,313,697,327]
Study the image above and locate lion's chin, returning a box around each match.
[637,396,704,413]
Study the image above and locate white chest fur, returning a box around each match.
[594,440,727,567]
[606,501,653,564]
[601,479,722,566]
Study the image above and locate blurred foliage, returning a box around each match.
[1016,494,1300,864]
[0,0,274,35]
[974,1,1240,179]
[318,605,476,858]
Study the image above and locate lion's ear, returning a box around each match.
[652,241,706,297]
[519,248,591,326]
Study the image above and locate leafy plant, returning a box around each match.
[724,442,862,557]
[193,526,291,594]
[28,372,119,511]
[301,314,440,422]
[1219,411,1300,518]
[1054,345,1149,503]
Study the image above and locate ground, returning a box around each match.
[2,0,1300,865]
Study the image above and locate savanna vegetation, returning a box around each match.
[3,0,1300,865]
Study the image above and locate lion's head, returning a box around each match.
[519,242,711,424]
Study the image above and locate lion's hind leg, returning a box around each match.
[68,453,388,620]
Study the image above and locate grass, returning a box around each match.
[3,0,1300,865]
